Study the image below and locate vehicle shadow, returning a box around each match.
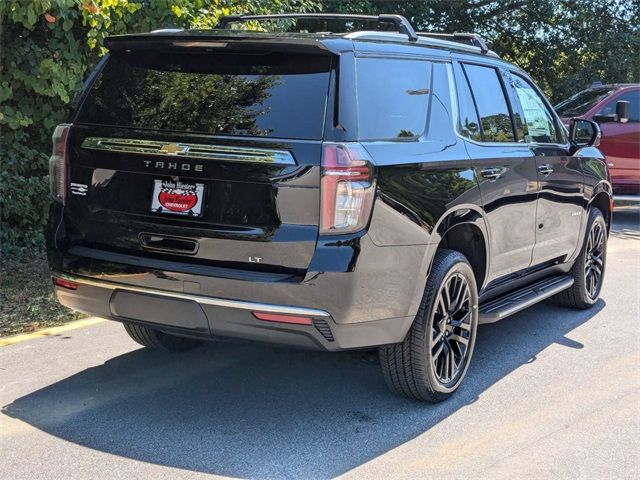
[2,300,604,479]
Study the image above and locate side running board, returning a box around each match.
[478,275,574,324]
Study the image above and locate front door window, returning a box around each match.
[510,75,559,144]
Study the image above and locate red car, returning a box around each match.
[556,84,640,201]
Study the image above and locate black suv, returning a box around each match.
[47,14,611,401]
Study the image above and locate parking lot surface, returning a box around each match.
[1,209,639,480]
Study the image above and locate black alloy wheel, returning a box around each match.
[430,272,473,385]
[584,221,605,300]
[379,249,478,402]
[554,207,607,309]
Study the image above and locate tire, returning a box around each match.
[123,323,201,351]
[379,249,479,402]
[555,207,607,309]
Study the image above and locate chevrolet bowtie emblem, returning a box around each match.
[159,143,189,155]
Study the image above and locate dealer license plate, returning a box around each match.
[150,179,205,217]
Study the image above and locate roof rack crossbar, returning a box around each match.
[216,13,418,42]
[416,32,489,54]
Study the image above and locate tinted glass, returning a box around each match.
[463,64,515,142]
[555,87,615,117]
[597,90,640,122]
[574,120,596,145]
[500,70,527,142]
[356,57,431,140]
[510,75,558,143]
[456,66,482,141]
[77,52,332,139]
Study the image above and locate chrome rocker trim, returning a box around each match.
[52,271,330,318]
[81,137,296,165]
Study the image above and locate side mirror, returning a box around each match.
[616,100,630,123]
[569,118,601,154]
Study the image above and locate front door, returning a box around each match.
[507,72,584,265]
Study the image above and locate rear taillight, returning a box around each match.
[320,143,376,235]
[49,124,71,204]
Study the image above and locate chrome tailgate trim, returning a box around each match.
[81,137,296,165]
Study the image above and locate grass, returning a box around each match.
[0,250,84,337]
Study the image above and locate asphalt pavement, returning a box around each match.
[1,208,639,480]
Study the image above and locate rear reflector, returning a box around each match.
[252,312,313,325]
[53,277,78,290]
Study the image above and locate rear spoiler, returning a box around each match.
[104,32,338,56]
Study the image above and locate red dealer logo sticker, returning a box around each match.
[158,190,198,212]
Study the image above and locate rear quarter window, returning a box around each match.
[76,51,332,140]
[355,57,431,140]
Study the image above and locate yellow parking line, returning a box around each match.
[0,317,105,347]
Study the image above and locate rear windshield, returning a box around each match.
[77,51,332,140]
[554,87,616,117]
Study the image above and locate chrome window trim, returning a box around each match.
[52,271,331,318]
[81,137,296,165]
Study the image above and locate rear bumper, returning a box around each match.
[53,271,415,351]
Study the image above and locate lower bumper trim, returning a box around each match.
[51,271,331,318]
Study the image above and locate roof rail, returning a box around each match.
[416,32,489,54]
[216,13,419,42]
[150,28,184,34]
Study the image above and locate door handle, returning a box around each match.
[538,164,554,176]
[480,166,506,181]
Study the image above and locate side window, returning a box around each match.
[463,64,515,142]
[356,57,431,140]
[500,69,527,142]
[455,66,482,141]
[597,91,640,122]
[510,74,559,143]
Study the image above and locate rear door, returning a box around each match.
[67,44,334,273]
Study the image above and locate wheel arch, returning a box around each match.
[588,185,613,232]
[426,204,491,291]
